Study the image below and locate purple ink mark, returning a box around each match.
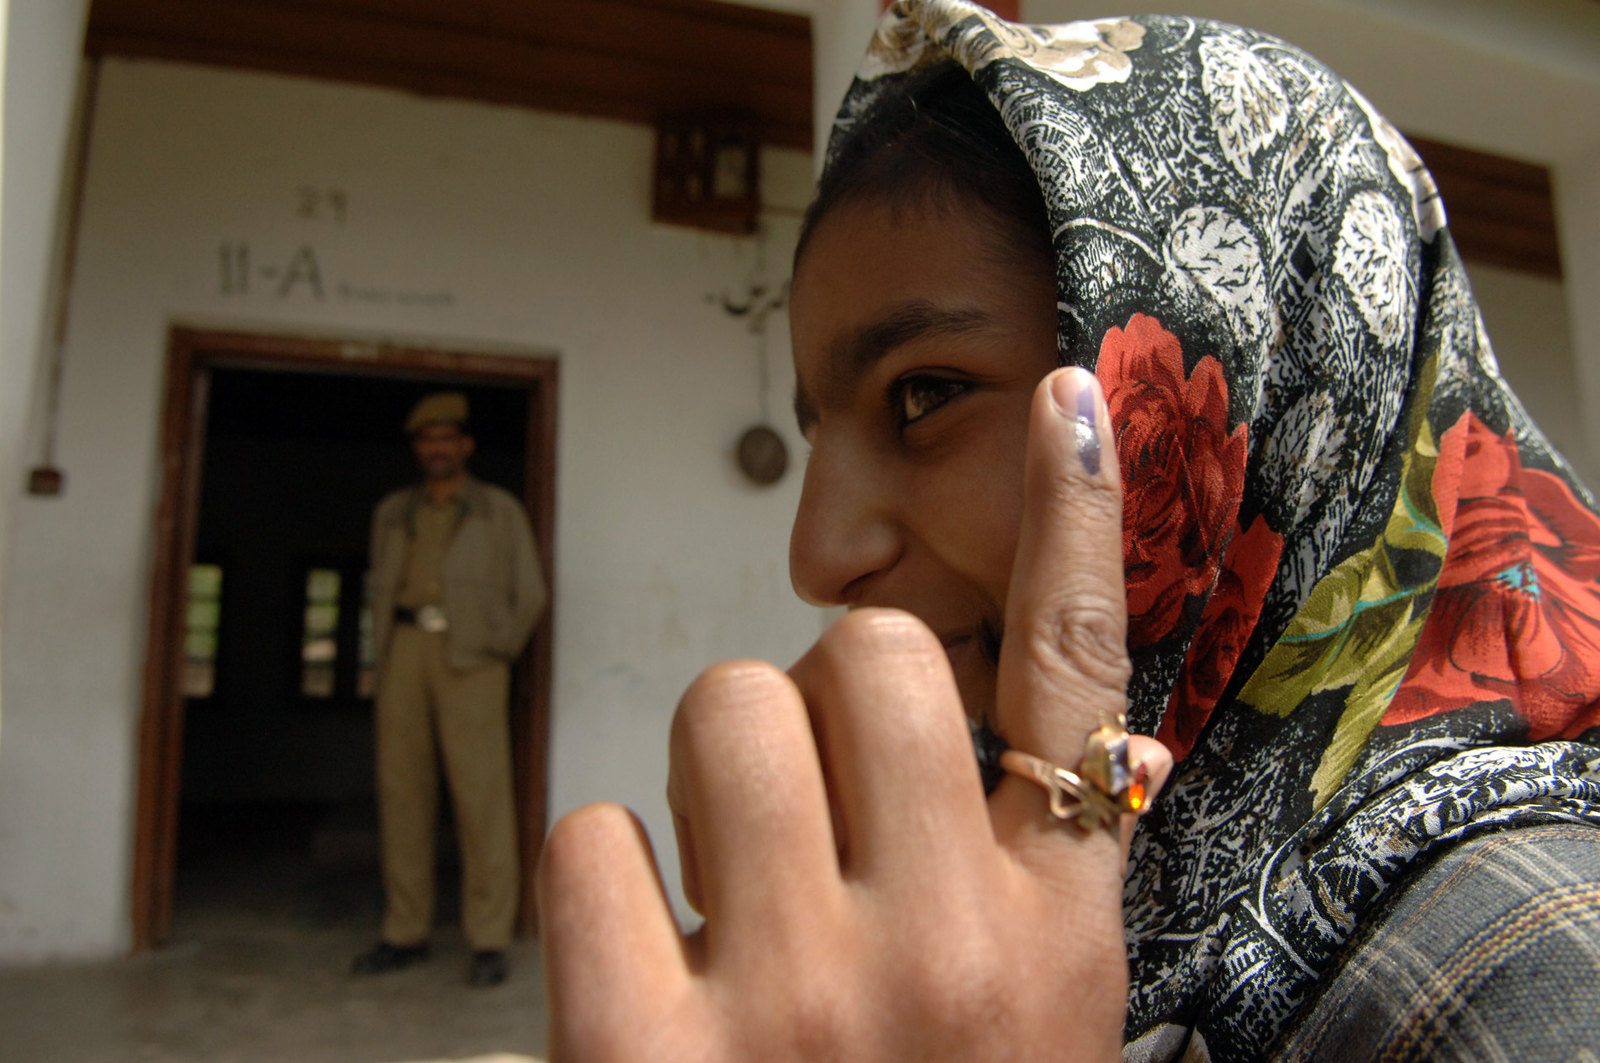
[1076,384,1101,477]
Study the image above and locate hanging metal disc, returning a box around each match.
[736,424,788,486]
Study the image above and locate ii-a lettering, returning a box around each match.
[218,242,325,301]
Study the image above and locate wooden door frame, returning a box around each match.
[131,326,559,949]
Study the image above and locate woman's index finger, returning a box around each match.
[994,367,1132,782]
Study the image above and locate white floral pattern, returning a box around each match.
[1199,34,1289,179]
[1334,191,1412,348]
[861,2,1144,91]
[858,0,962,80]
[1347,84,1446,241]
[1167,206,1269,348]
[1262,391,1343,532]
[950,13,1144,90]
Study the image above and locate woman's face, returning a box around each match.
[788,198,1059,725]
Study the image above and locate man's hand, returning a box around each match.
[538,368,1173,1061]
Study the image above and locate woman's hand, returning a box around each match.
[538,367,1173,1061]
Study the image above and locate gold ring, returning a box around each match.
[998,714,1149,832]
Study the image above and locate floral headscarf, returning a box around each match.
[827,3,1600,1059]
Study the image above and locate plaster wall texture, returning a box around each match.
[810,0,888,162]
[1555,143,1600,476]
[1470,264,1594,488]
[0,57,819,961]
[0,0,91,722]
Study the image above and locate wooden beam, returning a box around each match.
[86,0,815,149]
[1408,133,1562,278]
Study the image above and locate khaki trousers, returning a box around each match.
[376,624,518,949]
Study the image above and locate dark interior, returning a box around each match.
[175,365,529,929]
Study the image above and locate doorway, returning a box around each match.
[132,328,558,950]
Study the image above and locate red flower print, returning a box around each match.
[1386,412,1600,739]
[1158,514,1284,760]
[1097,313,1248,649]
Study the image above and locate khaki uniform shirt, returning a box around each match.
[396,492,460,609]
[370,476,548,675]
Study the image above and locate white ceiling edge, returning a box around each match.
[1320,0,1600,86]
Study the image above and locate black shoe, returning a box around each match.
[467,949,508,987]
[350,941,430,976]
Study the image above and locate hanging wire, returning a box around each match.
[707,223,790,425]
[31,58,103,492]
[756,322,772,424]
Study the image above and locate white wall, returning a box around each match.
[0,0,91,725]
[0,58,820,961]
[1554,143,1600,479]
[1471,265,1597,487]
[810,0,888,162]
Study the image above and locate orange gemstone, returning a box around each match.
[1126,782,1146,811]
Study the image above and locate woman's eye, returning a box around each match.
[895,376,968,425]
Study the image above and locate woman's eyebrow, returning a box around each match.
[794,301,991,433]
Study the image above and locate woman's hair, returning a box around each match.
[795,61,1052,273]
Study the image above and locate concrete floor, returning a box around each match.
[0,813,549,1063]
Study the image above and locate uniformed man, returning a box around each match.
[352,392,548,987]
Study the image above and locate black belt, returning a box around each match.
[394,605,448,633]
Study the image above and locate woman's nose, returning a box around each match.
[789,445,900,607]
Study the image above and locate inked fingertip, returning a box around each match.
[1046,366,1094,415]
[1046,368,1105,477]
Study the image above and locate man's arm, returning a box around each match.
[503,497,547,655]
[368,493,398,684]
